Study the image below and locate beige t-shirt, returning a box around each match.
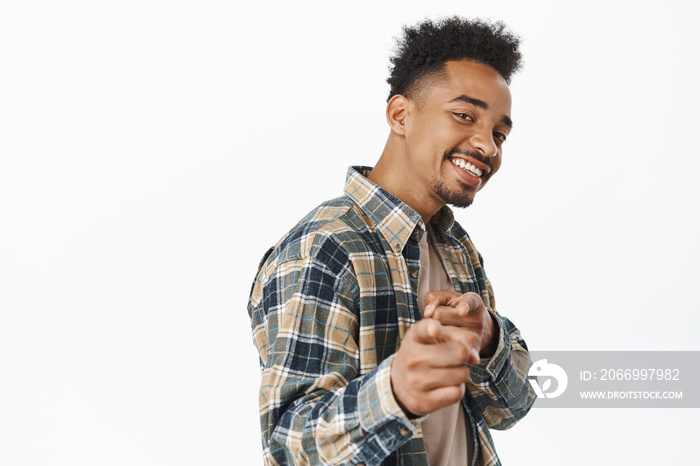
[416,230,474,466]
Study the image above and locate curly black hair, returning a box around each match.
[387,17,522,101]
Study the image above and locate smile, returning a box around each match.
[450,158,483,178]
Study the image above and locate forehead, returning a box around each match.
[428,60,512,112]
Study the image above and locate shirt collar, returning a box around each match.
[431,204,456,231]
[344,166,454,253]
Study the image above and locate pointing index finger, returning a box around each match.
[410,318,444,344]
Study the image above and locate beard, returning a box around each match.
[431,147,492,208]
[432,175,474,208]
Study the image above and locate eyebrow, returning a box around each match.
[449,94,488,109]
[449,94,514,129]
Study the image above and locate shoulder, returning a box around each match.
[258,195,379,276]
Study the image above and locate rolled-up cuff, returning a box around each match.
[469,308,512,384]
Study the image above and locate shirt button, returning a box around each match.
[412,226,421,239]
[394,243,402,253]
[357,463,366,466]
[400,426,411,437]
[410,269,419,279]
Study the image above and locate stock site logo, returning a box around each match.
[528,359,568,399]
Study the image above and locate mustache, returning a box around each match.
[444,147,492,171]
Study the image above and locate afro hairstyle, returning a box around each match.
[387,17,522,102]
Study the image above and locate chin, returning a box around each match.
[433,179,475,208]
[446,194,474,209]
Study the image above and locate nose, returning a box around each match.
[469,129,498,158]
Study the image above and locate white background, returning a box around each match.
[1,0,699,464]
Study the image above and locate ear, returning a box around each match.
[385,94,411,136]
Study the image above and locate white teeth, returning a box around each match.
[451,158,483,177]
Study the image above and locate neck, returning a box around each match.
[367,134,443,224]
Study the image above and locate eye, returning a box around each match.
[493,132,507,143]
[453,112,473,121]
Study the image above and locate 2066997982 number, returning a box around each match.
[599,368,680,381]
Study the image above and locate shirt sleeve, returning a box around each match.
[465,307,537,430]
[248,235,421,465]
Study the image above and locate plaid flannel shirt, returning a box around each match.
[248,166,536,466]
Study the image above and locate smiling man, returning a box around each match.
[248,17,536,466]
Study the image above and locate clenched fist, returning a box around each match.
[424,290,498,358]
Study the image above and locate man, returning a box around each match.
[248,17,536,466]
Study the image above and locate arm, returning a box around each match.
[248,237,420,465]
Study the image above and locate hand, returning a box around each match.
[390,318,479,417]
[423,290,498,359]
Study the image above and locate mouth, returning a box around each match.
[449,157,490,179]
